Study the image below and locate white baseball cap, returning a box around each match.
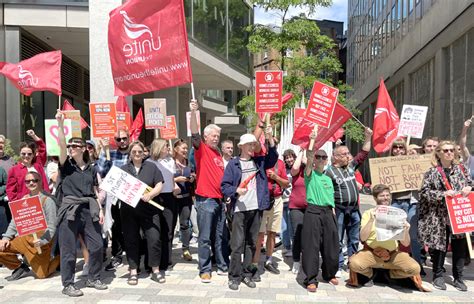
[238,134,257,147]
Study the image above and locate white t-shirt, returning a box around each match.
[148,156,175,193]
[234,159,258,212]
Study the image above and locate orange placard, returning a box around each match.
[160,115,177,140]
[117,112,131,132]
[89,102,117,138]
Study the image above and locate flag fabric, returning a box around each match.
[258,92,294,121]
[328,128,344,142]
[116,96,130,113]
[292,102,352,150]
[62,99,89,130]
[372,79,400,154]
[0,50,62,96]
[108,0,192,96]
[130,108,144,141]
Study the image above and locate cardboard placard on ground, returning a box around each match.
[89,102,117,138]
[186,110,201,137]
[160,115,177,140]
[62,110,82,137]
[305,81,339,128]
[9,196,47,237]
[99,166,148,208]
[255,71,283,113]
[45,119,72,156]
[446,193,474,234]
[144,98,167,129]
[117,112,131,132]
[397,104,429,139]
[369,154,432,193]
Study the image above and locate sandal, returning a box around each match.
[127,274,138,285]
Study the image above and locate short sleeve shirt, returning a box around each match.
[194,143,224,199]
[59,156,97,198]
[147,157,175,193]
[361,208,398,251]
[304,170,335,207]
[289,167,308,209]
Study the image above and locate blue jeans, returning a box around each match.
[336,208,360,269]
[281,202,293,250]
[391,199,421,265]
[195,196,228,275]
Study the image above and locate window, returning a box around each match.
[410,59,435,137]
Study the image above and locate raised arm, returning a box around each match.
[55,110,68,165]
[253,116,265,154]
[291,149,305,177]
[305,128,318,177]
[459,117,472,161]
[27,129,46,166]
[190,100,201,149]
[361,127,373,152]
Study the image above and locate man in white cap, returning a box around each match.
[221,129,277,291]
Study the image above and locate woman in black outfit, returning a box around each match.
[120,141,164,285]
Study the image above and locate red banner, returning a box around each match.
[130,108,144,141]
[108,0,192,96]
[160,115,178,140]
[305,81,339,128]
[294,108,306,130]
[292,102,352,149]
[0,50,62,96]
[373,79,400,154]
[255,71,282,113]
[9,196,47,237]
[446,193,474,235]
[89,102,118,138]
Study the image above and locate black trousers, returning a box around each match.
[120,203,161,269]
[229,209,261,281]
[176,196,192,251]
[430,226,468,280]
[58,204,103,287]
[158,193,178,271]
[301,205,339,285]
[111,202,124,258]
[290,208,305,262]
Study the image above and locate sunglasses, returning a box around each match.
[392,145,405,150]
[441,149,454,153]
[25,179,39,184]
[67,144,83,149]
[21,152,33,157]
[315,155,328,160]
[115,137,128,142]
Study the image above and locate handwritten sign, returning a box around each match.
[100,166,148,208]
[305,81,339,128]
[255,71,283,113]
[90,102,117,137]
[397,105,428,139]
[45,119,72,156]
[9,196,47,237]
[369,154,432,193]
[446,193,474,234]
[160,115,177,140]
[62,110,82,137]
[186,110,201,136]
[117,112,131,131]
[144,98,166,129]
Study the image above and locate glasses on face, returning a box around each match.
[67,144,83,149]
[315,155,328,160]
[441,149,454,154]
[131,150,143,155]
[392,145,405,150]
[115,137,128,142]
[21,152,33,157]
[337,152,350,157]
[25,179,39,185]
[86,145,95,150]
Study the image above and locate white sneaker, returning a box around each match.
[292,262,300,274]
[335,270,342,278]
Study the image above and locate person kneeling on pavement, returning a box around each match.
[0,172,60,281]
[347,184,429,292]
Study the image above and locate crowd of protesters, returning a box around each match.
[0,103,474,296]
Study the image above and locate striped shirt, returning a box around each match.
[97,150,129,177]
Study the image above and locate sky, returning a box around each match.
[254,0,348,31]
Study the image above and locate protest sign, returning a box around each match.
[294,108,306,130]
[375,205,407,241]
[397,105,428,139]
[9,196,47,237]
[305,81,339,128]
[117,111,131,131]
[62,110,82,137]
[186,110,201,136]
[446,193,474,234]
[144,98,166,129]
[100,166,148,208]
[45,119,72,156]
[369,154,432,193]
[255,71,283,113]
[89,102,117,138]
[160,115,177,140]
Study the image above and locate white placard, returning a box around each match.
[99,166,148,208]
[397,105,428,139]
[375,206,407,241]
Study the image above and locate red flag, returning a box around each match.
[108,0,192,96]
[258,92,294,121]
[0,50,61,96]
[292,102,352,150]
[130,108,144,141]
[62,100,89,130]
[372,79,400,154]
[116,96,130,113]
[328,128,344,142]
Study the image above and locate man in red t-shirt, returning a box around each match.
[190,100,228,283]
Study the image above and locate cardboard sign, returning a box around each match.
[144,98,167,129]
[446,193,474,234]
[45,119,72,156]
[160,115,177,140]
[294,108,306,130]
[255,71,283,113]
[397,105,428,139]
[62,110,82,137]
[100,166,148,208]
[90,102,117,138]
[117,112,131,132]
[186,110,201,137]
[369,154,432,193]
[305,81,339,128]
[9,196,47,237]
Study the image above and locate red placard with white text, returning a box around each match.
[305,81,339,128]
[117,112,131,132]
[9,196,47,237]
[294,108,306,130]
[446,193,474,234]
[160,115,178,140]
[90,102,117,137]
[255,71,283,113]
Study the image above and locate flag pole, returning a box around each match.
[58,95,61,110]
[351,114,366,128]
[190,82,196,101]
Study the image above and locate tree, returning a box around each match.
[238,0,364,142]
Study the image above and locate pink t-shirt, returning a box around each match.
[194,142,224,199]
[289,167,307,209]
